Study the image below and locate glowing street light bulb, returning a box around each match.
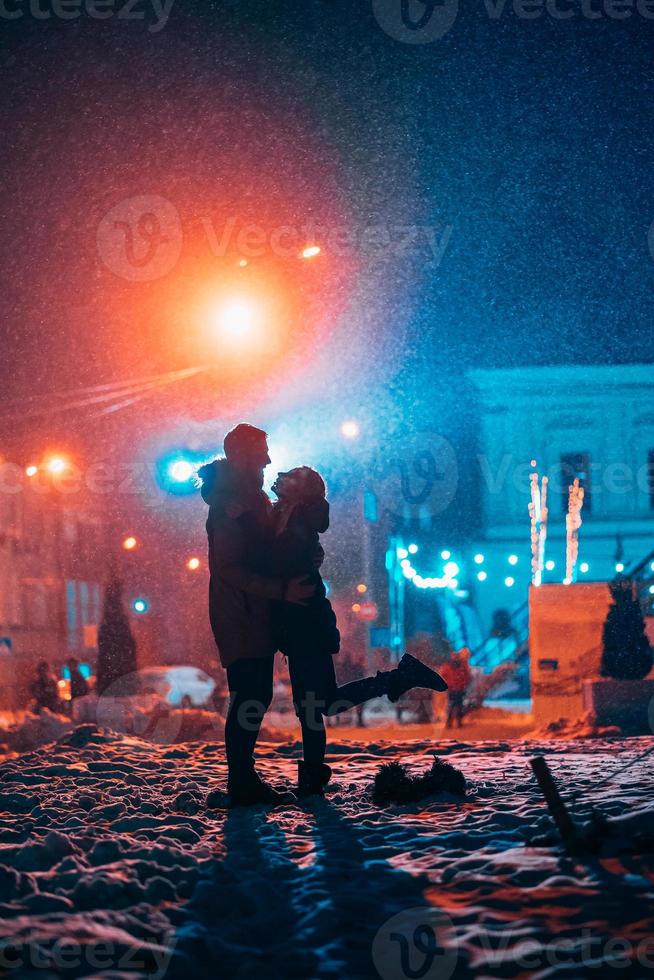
[187,557,201,571]
[341,420,360,439]
[122,536,137,551]
[169,460,195,483]
[220,301,255,338]
[46,456,67,475]
[301,245,321,259]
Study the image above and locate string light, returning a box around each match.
[187,557,201,571]
[473,553,485,564]
[356,583,367,594]
[477,571,487,582]
[505,576,515,587]
[122,536,137,551]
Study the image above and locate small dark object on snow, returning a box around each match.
[601,577,653,681]
[373,758,466,804]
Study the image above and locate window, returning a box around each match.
[559,452,592,514]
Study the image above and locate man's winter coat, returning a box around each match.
[205,461,284,667]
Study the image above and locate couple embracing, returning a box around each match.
[199,423,448,807]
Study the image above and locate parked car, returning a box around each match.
[137,665,216,708]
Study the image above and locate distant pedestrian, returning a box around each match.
[67,658,89,701]
[30,660,61,714]
[440,648,472,729]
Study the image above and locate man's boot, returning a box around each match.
[385,654,448,703]
[297,762,332,798]
[228,770,296,807]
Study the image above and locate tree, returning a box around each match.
[601,578,653,681]
[96,578,138,696]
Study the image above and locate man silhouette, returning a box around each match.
[199,424,312,805]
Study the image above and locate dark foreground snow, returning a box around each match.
[1,725,654,979]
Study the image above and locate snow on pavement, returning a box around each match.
[1,725,654,978]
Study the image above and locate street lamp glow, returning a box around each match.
[46,456,67,475]
[340,420,360,439]
[219,300,256,338]
[169,460,195,483]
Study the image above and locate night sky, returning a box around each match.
[2,0,654,446]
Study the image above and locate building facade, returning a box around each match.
[0,467,109,707]
[468,364,654,631]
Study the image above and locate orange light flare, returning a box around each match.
[25,465,38,477]
[300,244,321,259]
[122,536,138,551]
[186,557,201,571]
[356,583,367,594]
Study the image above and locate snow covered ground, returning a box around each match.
[1,725,654,979]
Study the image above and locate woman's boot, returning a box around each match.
[385,654,449,703]
[297,761,332,798]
